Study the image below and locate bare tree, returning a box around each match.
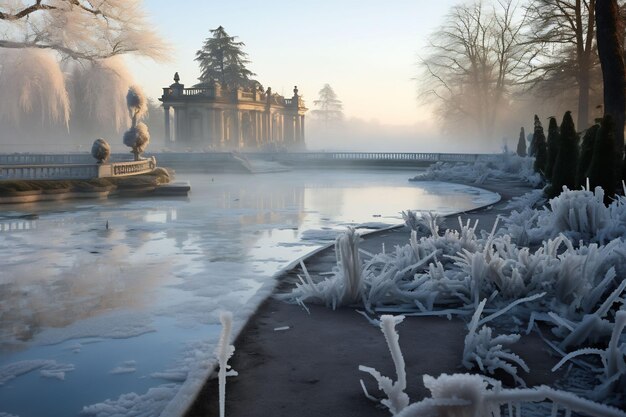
[418,0,532,141]
[524,0,598,129]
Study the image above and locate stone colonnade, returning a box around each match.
[163,106,305,150]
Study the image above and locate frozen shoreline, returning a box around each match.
[184,179,537,417]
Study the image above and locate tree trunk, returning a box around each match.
[595,0,626,181]
[577,67,590,130]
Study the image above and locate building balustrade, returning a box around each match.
[0,157,156,180]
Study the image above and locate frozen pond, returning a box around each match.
[0,170,498,417]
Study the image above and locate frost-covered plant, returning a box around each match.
[500,186,626,246]
[280,228,365,309]
[359,315,409,414]
[215,311,238,417]
[395,373,626,417]
[552,310,626,401]
[123,85,150,160]
[462,299,529,385]
[402,210,442,237]
[337,227,364,304]
[402,210,420,232]
[411,154,541,187]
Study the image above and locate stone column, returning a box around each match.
[217,110,225,148]
[164,106,171,143]
[235,110,243,148]
[175,107,187,144]
[295,113,302,144]
[300,115,305,144]
[209,109,217,147]
[254,112,260,147]
[265,111,272,143]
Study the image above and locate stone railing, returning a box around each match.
[110,157,156,177]
[0,164,99,180]
[265,152,497,163]
[0,153,92,165]
[0,157,156,180]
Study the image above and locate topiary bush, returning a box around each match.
[532,115,547,175]
[545,117,559,181]
[516,127,527,157]
[587,114,616,204]
[548,111,579,198]
[576,124,600,189]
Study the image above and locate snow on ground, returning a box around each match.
[0,170,498,417]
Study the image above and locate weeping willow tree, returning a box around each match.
[0,1,168,136]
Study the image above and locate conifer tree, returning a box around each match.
[576,123,599,189]
[545,117,559,181]
[516,127,527,157]
[195,26,256,90]
[587,115,616,203]
[532,115,547,175]
[549,111,579,197]
[312,84,344,129]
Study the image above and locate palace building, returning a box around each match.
[160,73,307,150]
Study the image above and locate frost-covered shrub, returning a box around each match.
[500,186,626,246]
[462,299,529,385]
[402,210,441,236]
[279,228,364,309]
[395,373,626,417]
[411,154,541,187]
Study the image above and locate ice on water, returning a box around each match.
[0,170,498,416]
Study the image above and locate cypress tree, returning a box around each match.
[587,115,616,204]
[576,123,600,189]
[516,127,527,157]
[532,116,547,175]
[528,115,540,157]
[545,117,559,181]
[549,111,579,197]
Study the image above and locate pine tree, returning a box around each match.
[516,127,527,157]
[312,84,344,129]
[195,26,256,90]
[532,115,547,175]
[544,117,559,181]
[576,123,599,188]
[587,115,616,203]
[549,111,580,197]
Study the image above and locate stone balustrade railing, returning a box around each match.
[0,157,156,180]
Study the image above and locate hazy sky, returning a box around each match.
[127,0,458,127]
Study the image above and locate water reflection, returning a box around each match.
[0,170,498,417]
